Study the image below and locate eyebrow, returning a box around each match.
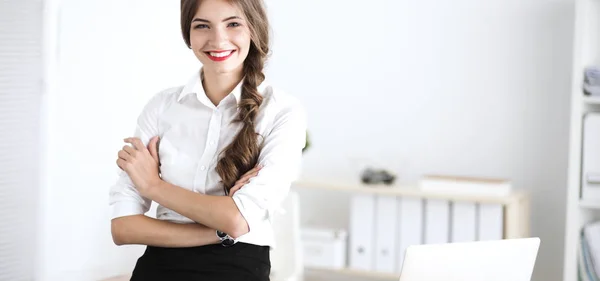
[192,16,242,23]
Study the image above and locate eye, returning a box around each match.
[227,22,241,28]
[194,24,209,29]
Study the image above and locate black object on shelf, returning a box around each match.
[360,168,396,185]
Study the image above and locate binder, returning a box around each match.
[374,195,398,273]
[451,201,477,242]
[396,197,423,272]
[424,199,450,244]
[477,203,504,241]
[349,194,375,271]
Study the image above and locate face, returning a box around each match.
[190,0,252,75]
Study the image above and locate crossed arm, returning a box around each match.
[110,161,261,247]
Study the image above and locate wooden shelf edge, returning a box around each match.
[583,95,600,105]
[293,180,528,205]
[579,200,600,209]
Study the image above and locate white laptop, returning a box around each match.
[399,237,540,281]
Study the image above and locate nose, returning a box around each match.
[209,27,229,48]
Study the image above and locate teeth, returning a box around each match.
[209,51,232,57]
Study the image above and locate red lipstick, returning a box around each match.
[206,50,235,62]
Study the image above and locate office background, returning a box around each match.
[0,0,574,281]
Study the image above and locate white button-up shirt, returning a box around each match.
[109,71,307,247]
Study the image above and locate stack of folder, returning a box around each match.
[348,186,505,273]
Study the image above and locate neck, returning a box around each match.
[202,67,244,106]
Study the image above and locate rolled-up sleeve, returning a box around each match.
[231,100,307,232]
[108,91,166,219]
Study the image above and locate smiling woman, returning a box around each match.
[108,0,307,280]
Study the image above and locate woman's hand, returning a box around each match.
[116,136,162,197]
[228,165,262,196]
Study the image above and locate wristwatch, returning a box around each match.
[216,230,236,247]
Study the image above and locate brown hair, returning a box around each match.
[181,0,270,194]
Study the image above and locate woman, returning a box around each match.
[108,0,307,279]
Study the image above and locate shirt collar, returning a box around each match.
[177,70,203,103]
[177,68,268,105]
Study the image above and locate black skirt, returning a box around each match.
[130,243,271,281]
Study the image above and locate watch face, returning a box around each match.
[217,230,227,238]
[222,239,235,247]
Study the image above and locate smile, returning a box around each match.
[205,50,236,61]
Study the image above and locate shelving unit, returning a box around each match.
[563,0,600,280]
[293,180,530,239]
[292,180,530,280]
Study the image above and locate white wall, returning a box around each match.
[0,1,43,280]
[266,1,574,281]
[39,0,574,281]
[39,0,198,280]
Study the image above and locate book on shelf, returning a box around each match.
[584,66,600,96]
[579,222,600,281]
[418,174,512,197]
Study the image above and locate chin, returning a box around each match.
[203,62,244,75]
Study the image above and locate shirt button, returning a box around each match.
[210,140,215,146]
[200,166,206,171]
